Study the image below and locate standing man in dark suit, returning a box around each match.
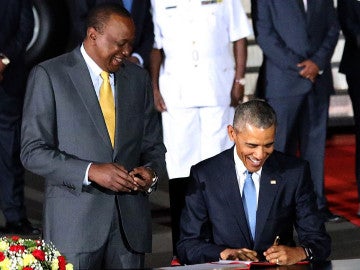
[338,0,360,217]
[251,0,340,222]
[67,0,154,69]
[0,0,40,235]
[177,100,330,265]
[21,4,166,269]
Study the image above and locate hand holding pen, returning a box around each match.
[264,235,308,265]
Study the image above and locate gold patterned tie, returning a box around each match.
[99,71,115,147]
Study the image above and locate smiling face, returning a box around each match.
[228,123,275,172]
[84,14,135,73]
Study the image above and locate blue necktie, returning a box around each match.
[243,171,257,240]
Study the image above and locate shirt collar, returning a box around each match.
[80,44,102,76]
[80,44,114,85]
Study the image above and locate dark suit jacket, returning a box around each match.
[20,47,166,254]
[0,0,33,101]
[67,0,154,68]
[177,148,331,264]
[338,0,360,75]
[251,0,339,98]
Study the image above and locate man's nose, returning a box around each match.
[253,147,266,159]
[122,44,133,57]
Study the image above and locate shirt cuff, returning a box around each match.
[131,52,144,67]
[83,163,92,185]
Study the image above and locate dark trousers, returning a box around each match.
[346,72,360,202]
[0,92,26,223]
[169,177,189,256]
[267,89,330,210]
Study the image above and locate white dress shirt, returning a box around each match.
[80,44,115,185]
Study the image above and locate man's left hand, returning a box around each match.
[263,245,307,265]
[129,166,155,191]
[297,60,320,83]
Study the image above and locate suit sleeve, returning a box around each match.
[251,0,304,73]
[177,167,225,264]
[294,162,331,261]
[338,0,360,47]
[20,65,90,194]
[139,71,167,180]
[3,0,34,62]
[251,0,339,72]
[132,0,154,68]
[309,0,339,70]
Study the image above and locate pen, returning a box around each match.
[273,235,280,246]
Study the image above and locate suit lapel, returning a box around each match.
[130,0,140,17]
[113,62,135,156]
[113,69,127,155]
[67,49,113,149]
[290,0,307,27]
[255,154,282,245]
[220,149,254,246]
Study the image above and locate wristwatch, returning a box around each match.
[303,246,314,261]
[145,167,159,194]
[0,54,10,66]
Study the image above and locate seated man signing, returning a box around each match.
[177,99,330,265]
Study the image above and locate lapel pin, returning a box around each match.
[270,180,277,185]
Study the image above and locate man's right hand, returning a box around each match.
[88,163,139,192]
[220,248,259,262]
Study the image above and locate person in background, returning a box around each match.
[177,99,331,265]
[149,0,252,259]
[0,0,40,235]
[251,0,341,222]
[66,0,154,69]
[338,0,360,218]
[21,4,166,269]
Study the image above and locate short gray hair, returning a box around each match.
[233,99,277,131]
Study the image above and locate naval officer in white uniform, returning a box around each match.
[150,0,252,179]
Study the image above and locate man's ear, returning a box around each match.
[88,27,97,41]
[227,125,235,142]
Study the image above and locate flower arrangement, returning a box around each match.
[0,236,73,270]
